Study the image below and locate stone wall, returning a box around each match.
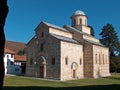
[93,45,110,78]
[61,41,84,80]
[49,27,72,38]
[45,35,61,80]
[83,41,93,78]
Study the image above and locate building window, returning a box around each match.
[73,19,76,25]
[95,54,97,64]
[41,32,44,37]
[65,57,68,65]
[11,54,14,58]
[30,58,33,65]
[80,19,82,25]
[103,54,104,64]
[7,55,9,58]
[80,58,82,65]
[10,61,14,65]
[106,55,108,64]
[52,57,55,65]
[40,43,44,52]
[99,54,101,65]
[85,19,87,25]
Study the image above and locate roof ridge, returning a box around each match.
[42,21,69,32]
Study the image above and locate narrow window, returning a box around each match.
[106,55,108,64]
[80,19,82,25]
[11,54,13,58]
[40,43,44,52]
[85,19,87,25]
[41,32,44,37]
[7,55,9,58]
[103,54,104,64]
[65,57,68,65]
[80,58,82,65]
[74,19,76,25]
[95,54,97,64]
[30,58,33,65]
[52,57,55,65]
[99,54,101,65]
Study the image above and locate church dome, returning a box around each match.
[73,10,85,16]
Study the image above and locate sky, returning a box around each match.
[5,0,120,43]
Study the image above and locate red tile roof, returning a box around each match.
[4,48,15,54]
[14,55,26,62]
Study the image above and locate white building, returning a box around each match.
[4,48,26,75]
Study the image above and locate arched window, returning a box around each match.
[85,19,87,25]
[65,57,68,65]
[95,54,97,64]
[103,54,104,64]
[99,54,101,65]
[80,19,82,25]
[41,32,44,37]
[73,19,76,26]
[30,58,33,65]
[79,58,82,65]
[40,43,44,52]
[52,57,55,65]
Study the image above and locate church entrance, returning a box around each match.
[71,62,78,78]
[37,56,46,78]
[40,65,44,78]
[73,70,76,78]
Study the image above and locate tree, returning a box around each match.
[99,24,120,56]
[0,0,8,88]
[110,56,120,73]
[17,49,26,55]
[88,25,95,36]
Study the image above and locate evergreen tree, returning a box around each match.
[99,23,120,56]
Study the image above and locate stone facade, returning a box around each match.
[25,10,110,81]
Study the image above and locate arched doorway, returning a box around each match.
[71,62,78,78]
[39,56,46,78]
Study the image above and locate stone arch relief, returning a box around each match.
[35,55,47,78]
[71,62,78,78]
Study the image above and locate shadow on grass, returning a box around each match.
[3,84,120,90]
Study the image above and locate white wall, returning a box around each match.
[4,54,22,75]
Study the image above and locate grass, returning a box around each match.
[3,74,120,90]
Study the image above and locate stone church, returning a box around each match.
[25,10,110,81]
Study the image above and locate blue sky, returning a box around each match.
[5,0,120,43]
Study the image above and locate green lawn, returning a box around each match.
[3,74,120,90]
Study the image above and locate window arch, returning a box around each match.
[79,58,82,65]
[73,19,76,26]
[40,43,44,52]
[65,57,68,65]
[80,19,82,25]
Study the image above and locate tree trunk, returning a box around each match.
[0,0,8,88]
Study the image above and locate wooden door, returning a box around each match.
[73,70,76,78]
[40,66,44,78]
